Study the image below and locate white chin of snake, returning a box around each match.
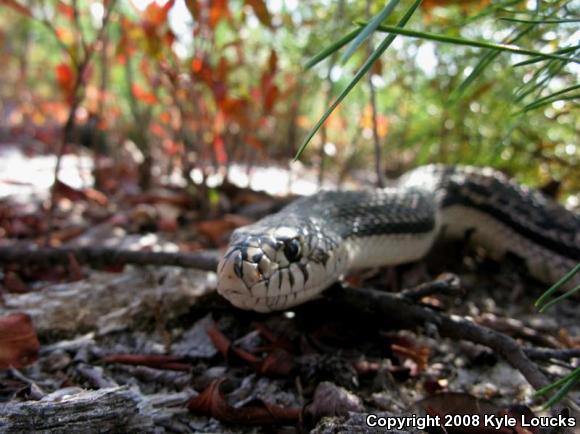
[217,251,337,313]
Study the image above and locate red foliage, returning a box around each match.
[55,62,76,101]
[208,0,231,29]
[245,0,272,28]
[132,83,158,105]
[0,0,32,17]
[57,1,75,20]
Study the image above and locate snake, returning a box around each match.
[217,165,579,312]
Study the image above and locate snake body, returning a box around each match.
[217,165,579,312]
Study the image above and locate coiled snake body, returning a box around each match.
[217,165,579,312]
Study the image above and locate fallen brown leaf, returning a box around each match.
[207,326,294,377]
[2,272,29,293]
[54,179,108,206]
[254,322,296,353]
[0,313,40,369]
[196,214,253,246]
[67,253,84,281]
[391,342,430,375]
[207,326,261,365]
[188,379,301,426]
[258,347,295,377]
[126,191,194,208]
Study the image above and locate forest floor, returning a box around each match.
[0,143,578,433]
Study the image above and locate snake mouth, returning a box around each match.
[216,228,344,312]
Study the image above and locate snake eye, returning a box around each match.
[283,238,301,262]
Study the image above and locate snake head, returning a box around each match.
[217,220,344,312]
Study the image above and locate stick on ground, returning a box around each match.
[0,246,220,271]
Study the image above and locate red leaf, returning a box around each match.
[263,81,279,113]
[0,0,33,17]
[245,135,264,150]
[195,214,252,246]
[191,56,214,87]
[258,348,295,377]
[391,342,430,374]
[132,84,157,105]
[184,0,200,21]
[245,0,272,27]
[143,0,175,26]
[57,1,75,20]
[267,49,278,74]
[206,326,231,358]
[206,326,261,365]
[188,379,230,417]
[0,313,40,369]
[54,179,107,205]
[208,0,230,29]
[213,135,228,165]
[260,50,279,113]
[55,62,76,99]
[188,379,301,426]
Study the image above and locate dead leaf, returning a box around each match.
[127,191,194,208]
[206,326,232,359]
[0,313,40,369]
[67,253,84,281]
[254,322,295,353]
[196,214,253,246]
[258,347,295,377]
[188,379,301,426]
[3,272,29,294]
[206,326,261,365]
[54,179,107,206]
[391,342,430,375]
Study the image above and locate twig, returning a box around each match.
[39,17,75,65]
[317,0,345,187]
[476,313,561,348]
[333,285,550,390]
[45,0,118,246]
[71,0,88,55]
[365,0,385,188]
[524,348,580,362]
[400,273,462,300]
[0,246,219,271]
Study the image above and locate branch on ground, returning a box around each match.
[0,246,219,271]
[333,285,551,391]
